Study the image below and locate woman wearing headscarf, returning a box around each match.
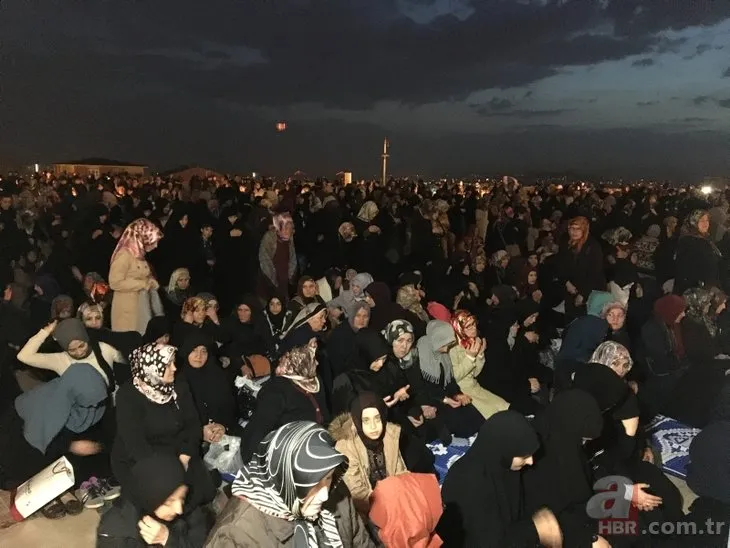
[523,390,607,547]
[18,317,124,387]
[557,216,606,320]
[370,473,443,548]
[258,212,297,302]
[449,310,510,419]
[328,272,373,321]
[288,276,326,317]
[240,346,330,462]
[109,218,163,333]
[675,209,722,295]
[363,282,401,333]
[257,295,290,358]
[415,320,484,438]
[112,342,216,512]
[485,249,509,294]
[208,421,375,548]
[440,412,565,548]
[0,362,108,506]
[328,302,370,378]
[633,224,661,276]
[681,287,721,363]
[164,267,193,318]
[329,392,407,515]
[179,331,241,439]
[395,283,428,339]
[223,297,267,360]
[97,454,210,547]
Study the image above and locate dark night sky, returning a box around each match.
[1,0,730,180]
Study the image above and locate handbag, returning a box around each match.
[10,457,75,521]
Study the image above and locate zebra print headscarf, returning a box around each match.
[232,422,345,548]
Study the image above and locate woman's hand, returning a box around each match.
[575,294,585,306]
[566,281,577,295]
[393,385,410,402]
[592,535,612,548]
[138,515,170,546]
[525,331,540,344]
[528,378,541,394]
[633,483,663,511]
[69,440,102,456]
[147,278,159,291]
[464,338,482,358]
[203,423,225,443]
[44,319,59,334]
[178,454,191,471]
[241,364,254,379]
[421,405,437,419]
[532,508,563,548]
[407,415,424,428]
[443,397,462,409]
[454,393,472,406]
[642,447,654,464]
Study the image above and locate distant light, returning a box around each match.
[252,172,257,178]
[276,122,287,132]
[701,185,713,195]
[34,164,40,173]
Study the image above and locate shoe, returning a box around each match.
[76,479,105,509]
[95,477,121,501]
[40,498,66,520]
[58,491,83,516]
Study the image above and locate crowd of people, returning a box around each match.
[0,171,729,547]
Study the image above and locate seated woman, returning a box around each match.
[639,294,687,417]
[602,301,631,352]
[240,345,329,462]
[112,342,216,512]
[206,421,376,548]
[163,267,193,320]
[448,310,510,419]
[171,296,208,346]
[179,331,242,439]
[17,317,124,387]
[0,362,109,517]
[256,295,290,359]
[222,297,267,360]
[97,454,210,548]
[329,392,407,515]
[328,302,370,378]
[287,275,326,317]
[78,302,139,381]
[143,315,172,345]
[523,391,609,548]
[415,320,484,438]
[439,411,563,548]
[369,473,443,548]
[510,300,553,410]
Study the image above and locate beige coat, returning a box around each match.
[328,413,407,516]
[109,249,153,333]
[449,344,509,419]
[204,485,376,548]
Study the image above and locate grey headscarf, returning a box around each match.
[15,363,107,453]
[416,320,456,385]
[351,273,373,296]
[54,318,90,351]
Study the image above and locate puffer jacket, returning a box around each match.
[328,412,407,516]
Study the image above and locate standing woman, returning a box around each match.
[675,209,722,295]
[258,213,297,302]
[109,219,163,333]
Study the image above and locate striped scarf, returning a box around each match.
[232,422,345,548]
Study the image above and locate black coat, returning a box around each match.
[674,235,721,294]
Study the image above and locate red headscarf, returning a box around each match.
[111,218,163,264]
[654,295,686,358]
[451,309,477,349]
[369,473,443,548]
[427,301,452,323]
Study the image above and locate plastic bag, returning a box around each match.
[203,435,243,476]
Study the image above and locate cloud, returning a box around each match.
[632,58,655,67]
[723,67,730,78]
[485,98,514,111]
[718,99,730,108]
[693,96,712,106]
[637,100,658,106]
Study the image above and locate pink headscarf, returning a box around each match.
[272,212,294,241]
[427,301,452,323]
[111,218,163,264]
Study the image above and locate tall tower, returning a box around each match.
[381,138,389,186]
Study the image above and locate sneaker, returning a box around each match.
[95,477,121,501]
[76,479,105,509]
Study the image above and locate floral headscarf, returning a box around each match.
[129,342,177,404]
[357,201,379,223]
[683,287,717,337]
[589,341,633,371]
[338,222,357,242]
[275,345,320,393]
[396,285,429,322]
[273,212,294,241]
[451,310,477,349]
[111,218,163,263]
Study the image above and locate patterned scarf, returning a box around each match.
[275,345,320,393]
[384,319,416,370]
[111,218,163,263]
[683,287,718,337]
[396,285,429,322]
[129,342,177,404]
[232,422,345,548]
[273,212,294,242]
[451,309,477,349]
